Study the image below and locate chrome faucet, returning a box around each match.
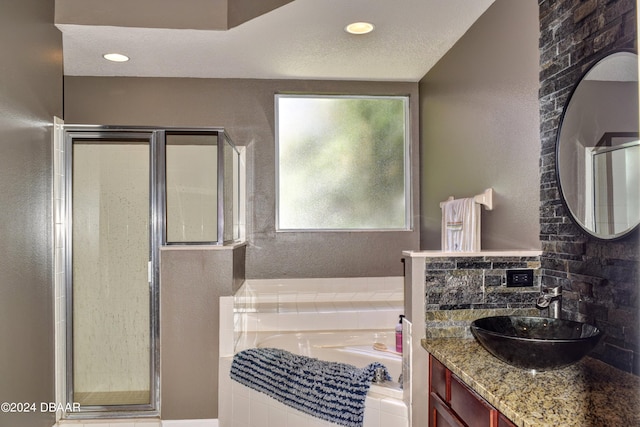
[536,286,562,319]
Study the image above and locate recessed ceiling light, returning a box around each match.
[345,22,375,35]
[103,53,130,63]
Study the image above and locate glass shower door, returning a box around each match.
[68,132,158,414]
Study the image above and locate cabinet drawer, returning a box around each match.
[430,354,448,400]
[499,413,517,427]
[430,391,465,427]
[450,374,495,427]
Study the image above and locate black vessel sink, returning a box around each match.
[470,316,602,371]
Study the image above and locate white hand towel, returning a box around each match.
[441,197,480,252]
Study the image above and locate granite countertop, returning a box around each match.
[422,337,640,427]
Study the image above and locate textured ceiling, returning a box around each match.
[58,0,495,82]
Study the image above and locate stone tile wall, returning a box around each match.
[424,256,542,311]
[424,255,542,338]
[539,0,639,373]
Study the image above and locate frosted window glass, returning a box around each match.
[277,95,409,230]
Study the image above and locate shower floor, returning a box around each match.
[75,390,150,406]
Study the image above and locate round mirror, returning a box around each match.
[556,50,639,240]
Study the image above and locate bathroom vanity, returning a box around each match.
[430,354,515,427]
[423,338,640,427]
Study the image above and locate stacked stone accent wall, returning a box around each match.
[424,256,542,310]
[423,255,542,338]
[539,0,638,373]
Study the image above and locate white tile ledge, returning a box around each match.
[402,250,542,258]
[162,420,218,427]
[54,420,217,427]
[161,242,247,251]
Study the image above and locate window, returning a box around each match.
[276,95,410,231]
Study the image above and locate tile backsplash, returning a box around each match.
[424,255,542,311]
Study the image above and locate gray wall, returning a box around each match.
[418,0,541,251]
[160,246,245,420]
[63,77,421,279]
[0,0,63,426]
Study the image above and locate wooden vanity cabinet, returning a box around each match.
[499,414,517,427]
[429,355,517,427]
[430,392,465,427]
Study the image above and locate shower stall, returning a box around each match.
[57,126,243,419]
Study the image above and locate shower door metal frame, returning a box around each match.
[63,127,162,419]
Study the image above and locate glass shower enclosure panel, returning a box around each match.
[593,141,640,234]
[165,133,219,243]
[70,136,155,411]
[223,133,240,242]
[164,130,241,245]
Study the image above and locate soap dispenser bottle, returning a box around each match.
[395,315,405,353]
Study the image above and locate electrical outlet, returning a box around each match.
[506,269,534,287]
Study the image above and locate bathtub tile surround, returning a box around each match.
[233,277,404,348]
[230,382,406,427]
[220,277,408,427]
[54,420,218,427]
[538,0,639,374]
[54,420,161,427]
